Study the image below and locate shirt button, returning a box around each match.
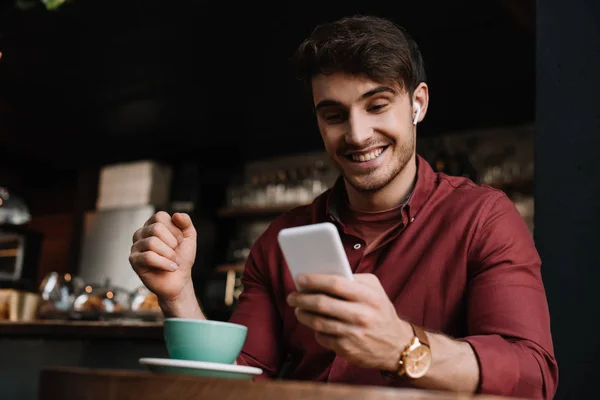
[353,243,361,250]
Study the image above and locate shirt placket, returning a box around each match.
[342,232,365,273]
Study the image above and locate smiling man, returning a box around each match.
[128,15,558,400]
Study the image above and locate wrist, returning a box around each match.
[158,283,205,319]
[382,318,414,372]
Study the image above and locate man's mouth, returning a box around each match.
[346,146,389,162]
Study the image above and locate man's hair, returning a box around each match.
[294,15,427,99]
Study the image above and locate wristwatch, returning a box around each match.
[393,323,432,379]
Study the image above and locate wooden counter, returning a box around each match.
[0,320,163,340]
[38,367,519,400]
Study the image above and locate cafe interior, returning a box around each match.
[0,0,597,399]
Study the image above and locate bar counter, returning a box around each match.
[0,319,163,340]
[0,319,168,400]
[38,366,519,400]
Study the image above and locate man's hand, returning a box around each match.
[129,211,204,319]
[286,273,413,371]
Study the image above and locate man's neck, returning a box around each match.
[344,156,417,212]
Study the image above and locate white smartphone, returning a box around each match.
[277,222,353,290]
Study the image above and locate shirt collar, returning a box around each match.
[325,154,435,225]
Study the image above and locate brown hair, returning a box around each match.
[294,15,427,99]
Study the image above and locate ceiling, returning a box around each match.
[0,0,535,174]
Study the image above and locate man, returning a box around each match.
[129,15,558,399]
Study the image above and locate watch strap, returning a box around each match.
[411,323,430,347]
[381,323,429,378]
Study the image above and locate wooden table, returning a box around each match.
[38,367,517,400]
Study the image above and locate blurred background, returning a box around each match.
[0,0,536,309]
[0,0,598,399]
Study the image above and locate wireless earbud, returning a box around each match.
[413,103,422,125]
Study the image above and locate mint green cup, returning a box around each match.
[163,318,248,364]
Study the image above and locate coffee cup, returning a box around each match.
[163,318,248,364]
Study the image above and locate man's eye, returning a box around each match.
[325,113,343,122]
[369,104,388,112]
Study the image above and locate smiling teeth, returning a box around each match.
[352,147,384,162]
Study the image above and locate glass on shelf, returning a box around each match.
[222,158,335,212]
[254,175,267,207]
[265,173,278,206]
[275,170,287,205]
[225,176,244,208]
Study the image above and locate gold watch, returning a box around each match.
[395,323,432,379]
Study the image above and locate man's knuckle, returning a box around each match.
[155,211,170,221]
[330,279,343,294]
[314,332,326,346]
[356,313,372,327]
[140,252,154,265]
[315,295,328,313]
[150,223,166,238]
[312,318,324,332]
[147,236,160,249]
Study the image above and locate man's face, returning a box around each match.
[312,72,417,192]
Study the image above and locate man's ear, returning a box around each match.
[411,82,429,124]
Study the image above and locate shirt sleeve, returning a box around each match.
[463,192,559,400]
[228,240,284,379]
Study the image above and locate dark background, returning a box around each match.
[1,0,599,398]
[0,0,535,215]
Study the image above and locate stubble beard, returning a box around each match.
[334,131,415,193]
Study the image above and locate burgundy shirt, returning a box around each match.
[230,155,558,400]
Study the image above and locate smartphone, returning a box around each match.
[277,222,353,290]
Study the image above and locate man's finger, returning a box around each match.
[133,237,178,264]
[144,211,184,243]
[172,213,197,239]
[132,227,143,244]
[314,331,338,351]
[129,251,177,272]
[287,292,371,325]
[296,273,368,302]
[352,273,381,288]
[139,223,179,249]
[295,308,349,336]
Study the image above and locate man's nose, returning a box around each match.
[345,113,373,146]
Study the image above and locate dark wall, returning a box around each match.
[535,0,600,398]
[0,0,535,172]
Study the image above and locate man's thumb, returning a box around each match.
[172,213,196,238]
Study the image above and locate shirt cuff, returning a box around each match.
[462,335,520,396]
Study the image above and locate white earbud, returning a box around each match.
[413,103,422,125]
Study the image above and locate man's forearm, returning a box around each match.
[158,284,206,319]
[412,331,480,393]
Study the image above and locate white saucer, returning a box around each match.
[139,358,263,380]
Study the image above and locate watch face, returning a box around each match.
[405,345,432,378]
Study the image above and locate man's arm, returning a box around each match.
[288,274,478,392]
[395,329,479,393]
[458,193,558,399]
[158,283,206,319]
[400,193,558,398]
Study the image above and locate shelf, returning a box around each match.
[217,202,309,217]
[0,320,163,340]
[487,179,533,194]
[215,263,245,273]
